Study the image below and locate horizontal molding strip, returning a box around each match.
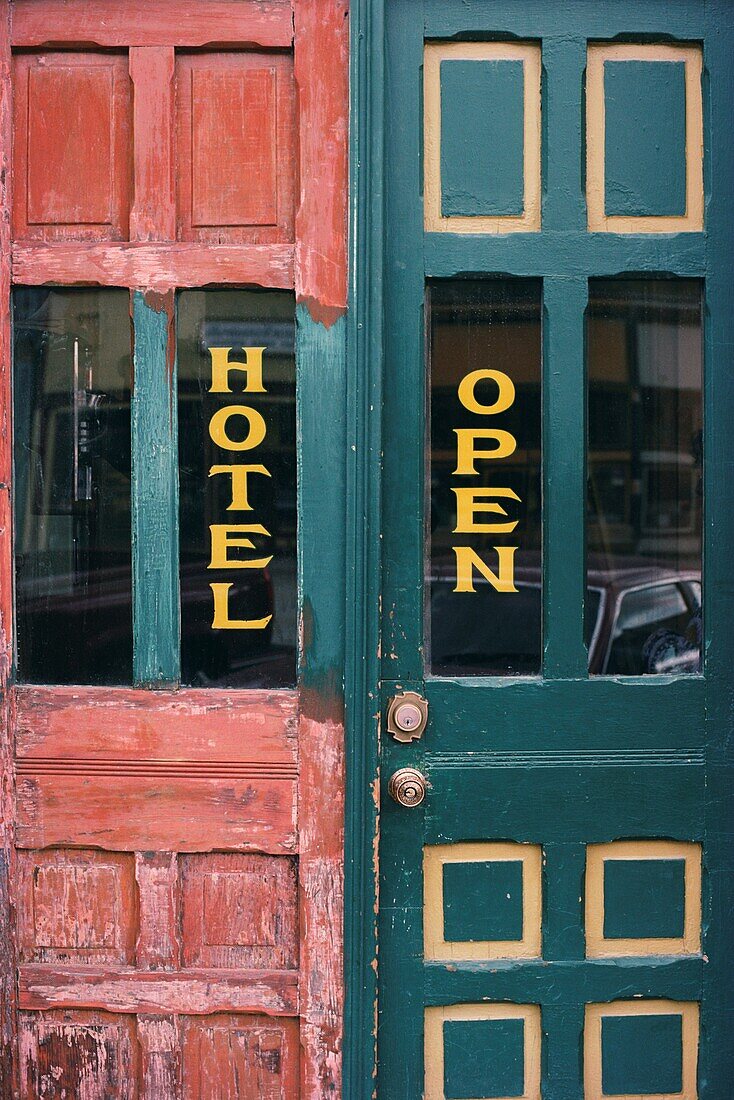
[431,749,705,769]
[15,758,298,780]
[11,0,294,48]
[12,243,295,291]
[19,966,298,1016]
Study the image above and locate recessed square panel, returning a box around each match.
[587,44,703,232]
[603,858,686,940]
[440,59,525,218]
[426,1005,541,1100]
[424,842,541,961]
[424,43,541,234]
[586,840,701,957]
[585,1000,699,1100]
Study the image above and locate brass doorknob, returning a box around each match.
[388,767,428,807]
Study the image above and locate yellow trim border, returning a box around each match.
[424,41,542,234]
[424,841,542,961]
[425,1003,542,1100]
[584,1000,699,1100]
[586,43,704,233]
[585,839,702,958]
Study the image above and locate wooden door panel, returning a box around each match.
[176,53,296,244]
[19,1009,139,1099]
[12,52,132,241]
[14,687,298,852]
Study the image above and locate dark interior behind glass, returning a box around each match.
[428,279,542,676]
[587,279,703,675]
[13,288,133,684]
[177,289,297,688]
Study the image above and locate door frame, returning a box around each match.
[344,0,734,1095]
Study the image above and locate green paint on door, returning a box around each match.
[443,1018,525,1099]
[441,60,525,217]
[443,860,524,942]
[603,859,686,940]
[601,1013,683,1095]
[604,60,687,217]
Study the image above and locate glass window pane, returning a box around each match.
[428,279,542,676]
[177,289,296,688]
[587,279,703,676]
[13,288,133,684]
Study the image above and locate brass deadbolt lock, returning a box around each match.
[387,691,428,742]
[388,767,428,808]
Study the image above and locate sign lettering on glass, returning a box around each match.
[452,368,519,593]
[206,346,273,629]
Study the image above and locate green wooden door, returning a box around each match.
[374,1,734,1097]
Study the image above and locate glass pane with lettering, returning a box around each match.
[13,288,133,684]
[587,280,702,675]
[177,289,296,688]
[428,279,542,676]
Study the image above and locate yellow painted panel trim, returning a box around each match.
[586,43,704,233]
[425,1002,542,1100]
[584,999,699,1100]
[585,839,702,958]
[424,42,541,234]
[424,841,542,961]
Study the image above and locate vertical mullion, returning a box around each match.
[543,276,588,678]
[131,290,180,686]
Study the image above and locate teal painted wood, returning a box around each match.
[443,1017,525,1098]
[440,60,524,217]
[296,306,346,688]
[604,859,686,939]
[131,291,180,686]
[373,0,734,1096]
[443,860,524,941]
[543,277,587,678]
[604,61,687,217]
[701,3,734,1095]
[342,0,384,1093]
[602,1013,683,1095]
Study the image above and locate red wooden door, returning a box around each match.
[0,3,348,1097]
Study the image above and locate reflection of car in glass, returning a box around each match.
[429,552,701,676]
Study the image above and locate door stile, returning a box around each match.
[701,2,734,1089]
[293,3,349,1095]
[342,0,386,1095]
[542,276,588,679]
[0,1,16,1092]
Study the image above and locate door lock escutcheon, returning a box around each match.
[387,691,428,742]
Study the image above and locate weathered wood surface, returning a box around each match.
[19,967,299,1015]
[15,687,298,761]
[130,47,176,242]
[11,0,294,48]
[176,52,296,245]
[12,51,132,241]
[12,242,295,289]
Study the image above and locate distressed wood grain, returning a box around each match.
[139,1015,180,1099]
[176,52,296,245]
[12,241,295,289]
[19,966,299,1015]
[15,686,298,761]
[12,52,132,241]
[130,47,175,242]
[294,0,349,326]
[136,852,180,970]
[11,0,294,48]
